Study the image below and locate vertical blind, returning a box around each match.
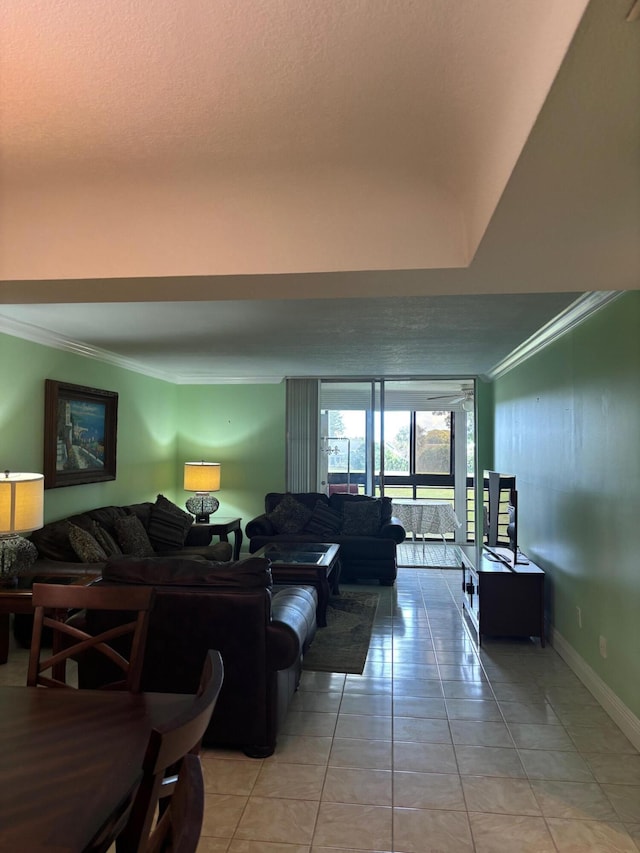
[285,378,320,492]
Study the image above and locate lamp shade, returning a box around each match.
[0,473,44,534]
[183,462,221,493]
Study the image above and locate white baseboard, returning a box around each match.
[551,627,640,751]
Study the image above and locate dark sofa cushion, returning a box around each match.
[329,492,393,525]
[147,494,193,551]
[114,515,155,557]
[67,523,108,562]
[341,500,382,536]
[267,494,313,534]
[91,521,123,557]
[265,492,328,514]
[304,500,342,537]
[102,555,273,588]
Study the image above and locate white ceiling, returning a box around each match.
[0,0,638,383]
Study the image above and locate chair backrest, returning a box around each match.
[27,583,155,691]
[117,649,224,853]
[144,753,205,853]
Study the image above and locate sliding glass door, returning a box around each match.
[320,381,377,495]
[319,379,476,542]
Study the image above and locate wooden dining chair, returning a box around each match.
[116,649,224,853]
[27,582,155,691]
[143,753,205,853]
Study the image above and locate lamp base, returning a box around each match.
[0,534,37,585]
[185,494,220,524]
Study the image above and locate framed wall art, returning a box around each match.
[44,380,118,489]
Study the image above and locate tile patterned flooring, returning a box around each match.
[3,568,639,852]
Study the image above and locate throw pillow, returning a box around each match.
[147,494,194,551]
[91,521,123,557]
[304,500,342,537]
[114,515,155,557]
[330,492,393,525]
[341,500,382,536]
[266,494,313,534]
[68,523,108,563]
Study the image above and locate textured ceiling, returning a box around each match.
[0,292,581,383]
[0,0,638,382]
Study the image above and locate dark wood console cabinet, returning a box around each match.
[459,545,545,646]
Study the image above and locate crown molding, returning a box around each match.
[0,314,176,383]
[173,374,284,384]
[0,313,285,384]
[483,291,623,381]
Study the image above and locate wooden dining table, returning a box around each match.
[0,685,195,852]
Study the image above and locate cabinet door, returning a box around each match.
[480,573,543,639]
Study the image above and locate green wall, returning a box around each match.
[493,292,640,717]
[176,383,286,544]
[0,332,179,522]
[0,329,288,549]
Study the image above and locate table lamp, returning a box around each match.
[183,462,221,523]
[0,471,44,587]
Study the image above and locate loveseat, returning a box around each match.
[246,492,405,585]
[14,496,232,646]
[71,554,318,757]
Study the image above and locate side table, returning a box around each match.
[195,517,243,561]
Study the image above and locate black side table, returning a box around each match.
[194,517,243,561]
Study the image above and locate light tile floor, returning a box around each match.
[3,568,639,852]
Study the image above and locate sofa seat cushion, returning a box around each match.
[102,554,272,588]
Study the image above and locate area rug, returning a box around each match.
[302,590,379,675]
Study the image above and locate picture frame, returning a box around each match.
[44,380,118,489]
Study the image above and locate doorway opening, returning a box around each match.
[319,379,477,557]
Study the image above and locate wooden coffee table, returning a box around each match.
[254,543,341,627]
[0,571,100,663]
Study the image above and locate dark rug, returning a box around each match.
[302,590,379,675]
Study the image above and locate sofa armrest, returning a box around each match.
[379,517,406,544]
[246,514,276,538]
[184,525,212,546]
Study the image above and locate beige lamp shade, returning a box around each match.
[0,472,44,534]
[183,462,221,493]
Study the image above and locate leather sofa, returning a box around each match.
[71,554,318,758]
[246,491,405,585]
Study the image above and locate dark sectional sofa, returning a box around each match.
[71,554,317,758]
[246,491,406,585]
